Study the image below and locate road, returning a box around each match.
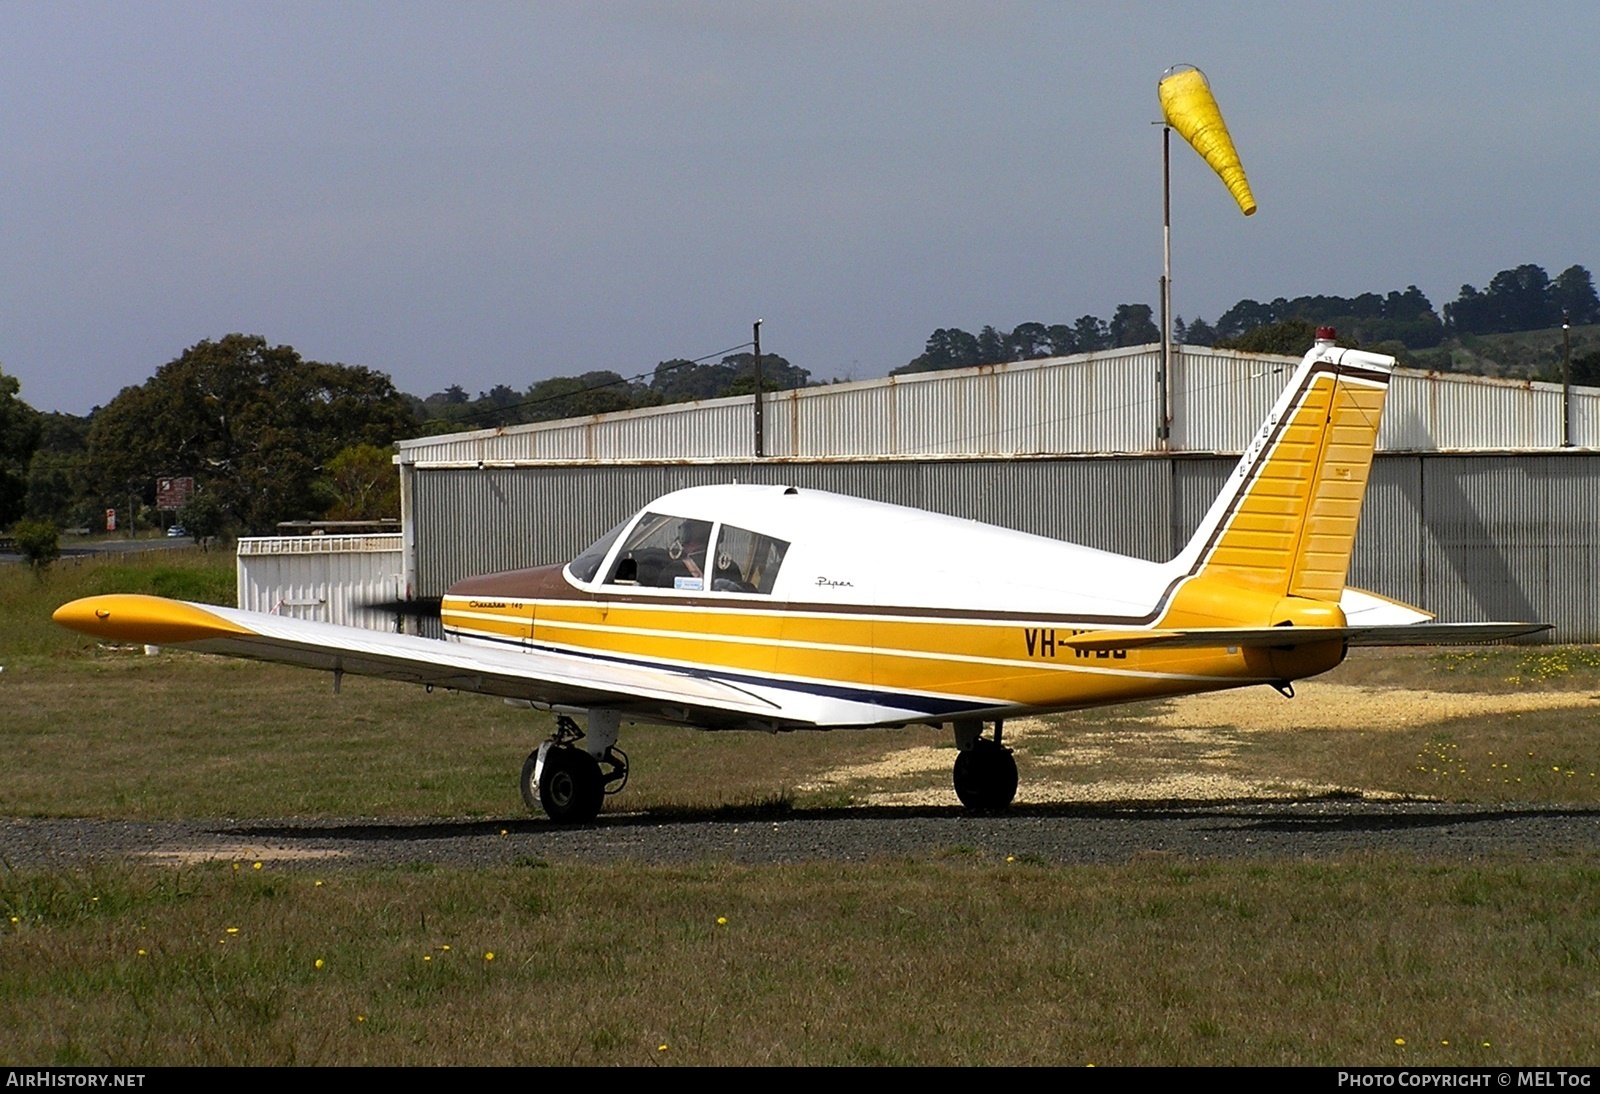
[0,535,195,565]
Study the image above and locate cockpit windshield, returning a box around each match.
[566,516,633,584]
[605,513,714,591]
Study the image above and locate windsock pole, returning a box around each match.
[1160,124,1172,446]
[1156,65,1255,451]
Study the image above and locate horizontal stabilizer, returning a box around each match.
[1066,621,1549,652]
[1067,627,1347,651]
[1343,622,1551,646]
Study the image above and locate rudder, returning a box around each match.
[1172,337,1393,605]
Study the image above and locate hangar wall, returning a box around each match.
[408,452,1600,642]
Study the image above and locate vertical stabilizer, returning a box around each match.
[1172,339,1392,604]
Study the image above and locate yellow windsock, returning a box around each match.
[1159,66,1256,216]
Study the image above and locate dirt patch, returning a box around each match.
[134,842,350,865]
[867,773,1366,808]
[1147,681,1598,732]
[800,682,1600,807]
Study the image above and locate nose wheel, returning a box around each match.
[520,714,629,823]
[951,720,1017,811]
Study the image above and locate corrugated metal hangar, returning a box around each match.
[394,344,1600,641]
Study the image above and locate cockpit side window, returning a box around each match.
[566,516,633,584]
[710,525,789,594]
[605,512,715,591]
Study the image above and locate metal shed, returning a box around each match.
[236,534,405,632]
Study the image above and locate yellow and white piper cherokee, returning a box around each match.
[55,334,1547,821]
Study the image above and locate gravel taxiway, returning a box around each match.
[5,800,1600,871]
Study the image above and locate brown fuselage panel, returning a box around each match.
[448,563,582,602]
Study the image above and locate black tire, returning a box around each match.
[952,740,1019,812]
[531,745,604,823]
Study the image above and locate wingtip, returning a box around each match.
[52,594,250,644]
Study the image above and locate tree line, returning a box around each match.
[5,336,417,548]
[1,341,812,545]
[4,260,1599,546]
[893,305,1161,375]
[900,262,1600,374]
[411,352,810,432]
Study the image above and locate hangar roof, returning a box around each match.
[396,343,1600,467]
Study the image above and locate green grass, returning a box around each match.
[2,856,1597,1066]
[1227,648,1600,805]
[1235,713,1600,805]
[7,554,1600,1065]
[0,655,928,819]
[5,636,1600,818]
[1,547,235,661]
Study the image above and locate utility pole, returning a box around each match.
[753,319,765,458]
[1563,312,1572,447]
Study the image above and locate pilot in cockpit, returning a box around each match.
[659,521,710,588]
[711,550,752,592]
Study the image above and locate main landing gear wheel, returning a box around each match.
[519,714,626,824]
[952,738,1018,812]
[521,744,604,823]
[545,747,604,822]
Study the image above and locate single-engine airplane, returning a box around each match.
[54,334,1548,821]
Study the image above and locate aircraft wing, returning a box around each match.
[1065,622,1550,651]
[52,594,790,728]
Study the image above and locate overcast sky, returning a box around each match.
[3,2,1596,415]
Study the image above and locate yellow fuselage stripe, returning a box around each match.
[440,597,1284,711]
